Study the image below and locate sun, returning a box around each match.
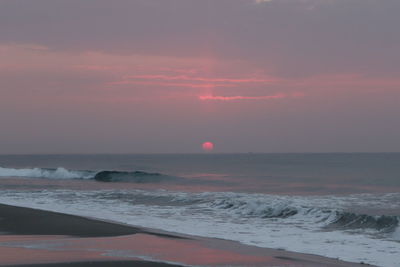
[202,141,214,152]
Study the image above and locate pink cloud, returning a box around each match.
[109,80,235,88]
[198,92,303,101]
[110,73,278,89]
[125,74,276,84]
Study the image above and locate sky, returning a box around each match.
[1,0,399,153]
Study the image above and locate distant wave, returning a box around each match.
[0,166,173,183]
[94,170,172,183]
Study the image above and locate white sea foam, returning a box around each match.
[0,189,399,267]
[392,226,400,241]
[0,166,94,179]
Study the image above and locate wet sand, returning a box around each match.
[0,203,373,267]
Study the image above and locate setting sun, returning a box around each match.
[202,142,214,152]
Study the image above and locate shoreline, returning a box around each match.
[0,203,373,267]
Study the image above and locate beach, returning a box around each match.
[0,154,399,266]
[0,203,373,267]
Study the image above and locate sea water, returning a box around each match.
[0,154,399,266]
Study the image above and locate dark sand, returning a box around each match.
[4,262,180,267]
[0,203,141,237]
[0,203,181,239]
[0,203,374,267]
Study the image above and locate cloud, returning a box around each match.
[113,74,278,89]
[198,92,303,101]
[111,80,234,89]
[1,0,399,78]
[124,74,274,84]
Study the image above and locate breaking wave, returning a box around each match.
[210,196,399,233]
[326,211,399,232]
[0,166,174,183]
[0,166,94,179]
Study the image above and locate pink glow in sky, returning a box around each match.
[1,0,400,153]
[198,93,301,101]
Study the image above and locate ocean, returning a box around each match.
[0,153,399,266]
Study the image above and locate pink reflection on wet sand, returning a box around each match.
[0,235,131,265]
[60,234,278,266]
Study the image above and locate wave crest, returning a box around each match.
[212,198,299,218]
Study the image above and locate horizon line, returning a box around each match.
[1,152,399,156]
